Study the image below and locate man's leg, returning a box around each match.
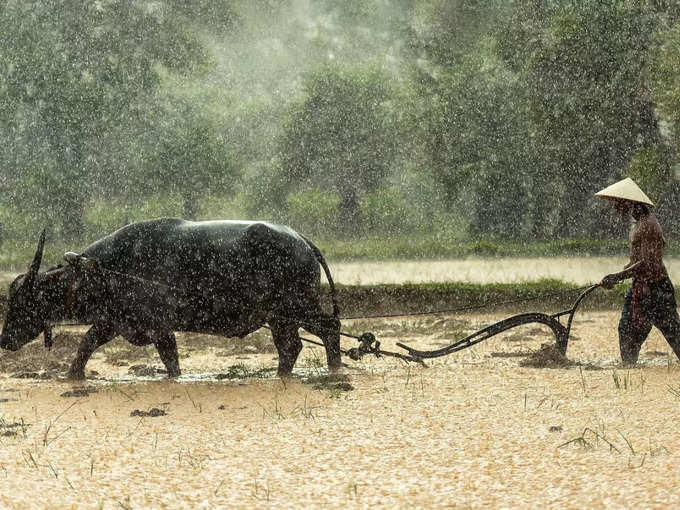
[619,288,652,365]
[651,278,680,360]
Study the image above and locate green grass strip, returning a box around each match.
[332,280,625,318]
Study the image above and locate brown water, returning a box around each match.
[4,257,680,289]
[330,257,680,284]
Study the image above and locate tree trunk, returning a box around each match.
[182,192,200,220]
[60,195,85,241]
[55,139,87,241]
[338,187,362,238]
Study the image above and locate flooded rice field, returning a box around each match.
[1,312,680,508]
[330,256,680,284]
[3,257,680,289]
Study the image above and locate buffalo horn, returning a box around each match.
[25,229,46,287]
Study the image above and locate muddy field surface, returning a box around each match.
[0,312,680,508]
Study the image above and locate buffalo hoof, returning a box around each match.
[328,362,345,373]
[326,366,348,381]
[66,369,86,381]
[277,369,295,378]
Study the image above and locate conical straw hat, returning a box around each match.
[594,177,654,206]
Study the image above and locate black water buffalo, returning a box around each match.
[0,219,341,379]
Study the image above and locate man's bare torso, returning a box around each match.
[629,213,667,282]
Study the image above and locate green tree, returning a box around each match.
[497,0,665,238]
[406,1,530,238]
[278,65,396,236]
[144,97,239,220]
[647,17,680,234]
[423,54,537,239]
[0,0,207,239]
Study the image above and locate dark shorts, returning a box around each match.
[618,277,680,363]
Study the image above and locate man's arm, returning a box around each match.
[600,261,643,289]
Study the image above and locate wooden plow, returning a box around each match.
[343,284,601,363]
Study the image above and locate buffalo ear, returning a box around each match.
[25,229,46,288]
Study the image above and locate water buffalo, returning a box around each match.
[0,219,341,379]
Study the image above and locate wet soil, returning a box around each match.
[0,311,679,508]
[130,408,167,417]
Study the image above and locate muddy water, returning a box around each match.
[3,257,680,289]
[330,257,680,284]
[0,313,680,508]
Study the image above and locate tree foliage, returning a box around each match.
[0,0,209,239]
[145,97,238,220]
[497,0,666,237]
[278,65,396,235]
[4,0,680,244]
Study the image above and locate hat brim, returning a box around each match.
[594,177,655,206]
[595,194,655,207]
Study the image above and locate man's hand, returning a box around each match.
[600,274,619,290]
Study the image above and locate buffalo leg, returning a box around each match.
[269,321,303,376]
[68,323,117,380]
[302,314,342,371]
[124,330,181,378]
[154,331,181,377]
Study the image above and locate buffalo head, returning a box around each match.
[0,230,50,351]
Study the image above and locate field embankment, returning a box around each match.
[333,280,625,319]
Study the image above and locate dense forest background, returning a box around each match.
[3,0,680,251]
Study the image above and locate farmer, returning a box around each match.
[597,177,680,364]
